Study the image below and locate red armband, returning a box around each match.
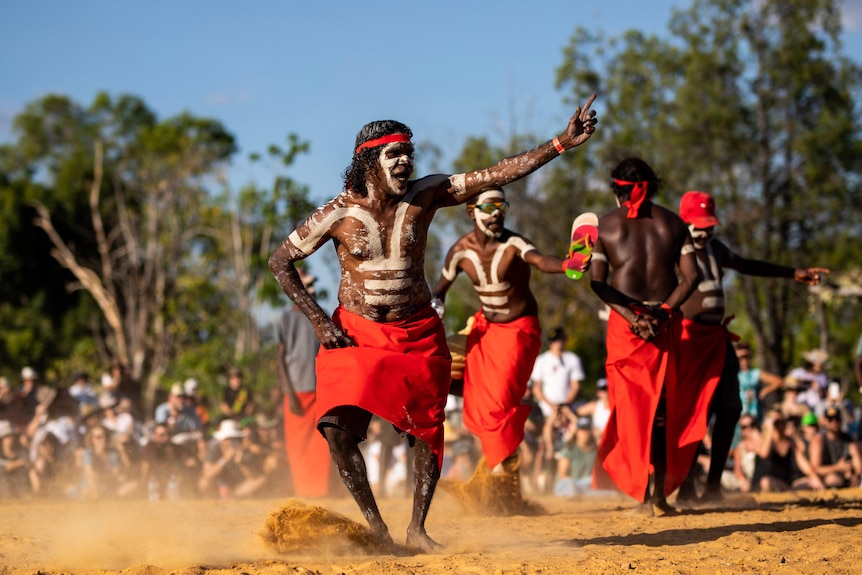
[553,136,565,154]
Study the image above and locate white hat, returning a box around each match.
[101,373,115,388]
[20,366,38,380]
[0,419,18,439]
[802,349,829,365]
[183,378,199,396]
[170,383,185,397]
[213,419,245,441]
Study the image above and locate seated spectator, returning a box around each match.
[183,378,210,427]
[67,371,99,414]
[777,376,810,419]
[77,425,138,500]
[219,367,255,420]
[155,383,202,435]
[735,342,783,421]
[732,414,761,493]
[751,410,823,492]
[169,429,205,499]
[239,418,288,497]
[13,367,41,429]
[199,419,266,498]
[808,406,862,488]
[26,387,79,471]
[531,329,584,462]
[554,415,599,497]
[0,420,33,499]
[576,378,611,441]
[0,378,18,423]
[95,372,120,411]
[140,423,185,499]
[30,432,69,498]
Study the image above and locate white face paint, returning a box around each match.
[688,224,715,249]
[378,143,413,196]
[473,189,506,239]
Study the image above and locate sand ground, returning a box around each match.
[1,488,860,575]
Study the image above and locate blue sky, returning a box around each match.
[2,0,861,315]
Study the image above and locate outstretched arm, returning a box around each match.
[721,243,829,285]
[431,95,598,206]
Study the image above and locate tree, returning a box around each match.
[553,0,862,376]
[10,92,236,411]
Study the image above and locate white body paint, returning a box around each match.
[290,187,424,310]
[695,241,725,311]
[442,235,536,316]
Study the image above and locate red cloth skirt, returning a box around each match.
[463,312,542,469]
[283,391,331,497]
[675,318,731,459]
[594,310,699,500]
[315,304,452,467]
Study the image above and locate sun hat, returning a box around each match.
[20,366,38,380]
[802,349,829,365]
[213,419,245,440]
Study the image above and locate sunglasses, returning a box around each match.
[739,424,752,430]
[469,201,509,214]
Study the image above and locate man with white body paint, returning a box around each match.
[269,96,597,551]
[674,190,829,504]
[431,186,587,493]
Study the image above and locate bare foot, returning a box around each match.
[652,498,680,517]
[406,527,441,552]
[369,529,396,553]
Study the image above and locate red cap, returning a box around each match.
[679,191,720,228]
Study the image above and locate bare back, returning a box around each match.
[594,203,690,303]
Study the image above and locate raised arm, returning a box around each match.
[429,95,598,207]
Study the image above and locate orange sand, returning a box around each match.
[0,488,860,574]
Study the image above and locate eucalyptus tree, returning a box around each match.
[554,0,862,375]
[8,92,235,409]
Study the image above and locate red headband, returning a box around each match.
[614,179,650,218]
[354,133,411,154]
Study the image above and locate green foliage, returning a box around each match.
[443,0,862,383]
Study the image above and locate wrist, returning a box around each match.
[552,136,565,154]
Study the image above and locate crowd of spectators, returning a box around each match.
[0,365,290,501]
[3,340,860,502]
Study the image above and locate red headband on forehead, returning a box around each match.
[354,133,411,154]
[614,179,650,218]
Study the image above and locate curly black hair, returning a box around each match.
[609,157,661,200]
[343,120,413,197]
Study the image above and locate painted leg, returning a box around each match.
[405,439,441,552]
[323,426,393,548]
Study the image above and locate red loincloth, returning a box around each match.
[283,391,331,498]
[315,304,452,467]
[593,310,702,500]
[462,312,542,469]
[675,318,732,470]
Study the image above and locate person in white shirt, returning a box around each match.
[531,327,585,475]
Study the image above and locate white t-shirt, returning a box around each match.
[531,350,585,408]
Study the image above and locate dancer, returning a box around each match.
[675,190,828,502]
[269,96,597,550]
[431,186,588,502]
[589,158,700,515]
